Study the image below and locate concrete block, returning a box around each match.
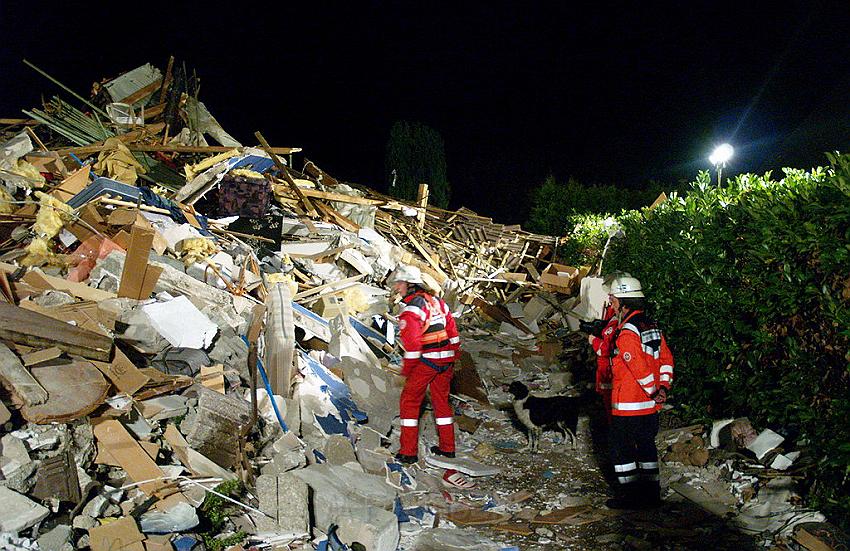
[323,435,357,466]
[184,385,252,468]
[37,524,72,551]
[0,486,49,533]
[254,473,309,536]
[290,464,398,551]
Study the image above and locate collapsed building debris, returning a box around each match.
[0,58,840,551]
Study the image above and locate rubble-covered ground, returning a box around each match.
[0,59,845,551]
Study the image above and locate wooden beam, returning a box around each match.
[0,303,113,361]
[417,183,429,229]
[299,188,385,206]
[159,55,175,103]
[395,222,449,281]
[314,200,359,232]
[118,78,163,106]
[293,274,367,301]
[255,131,318,218]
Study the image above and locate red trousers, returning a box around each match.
[399,363,455,456]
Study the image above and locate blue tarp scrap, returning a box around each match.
[393,497,410,523]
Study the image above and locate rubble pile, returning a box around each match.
[0,59,844,551]
[0,60,574,551]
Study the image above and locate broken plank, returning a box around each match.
[299,188,385,206]
[292,274,367,301]
[394,222,449,280]
[0,342,48,406]
[0,303,113,361]
[21,347,62,367]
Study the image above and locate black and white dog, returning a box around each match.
[507,381,579,453]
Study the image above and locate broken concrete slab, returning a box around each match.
[0,433,36,493]
[36,524,72,551]
[322,434,358,466]
[253,473,310,537]
[164,424,236,480]
[183,385,252,469]
[0,486,50,533]
[413,528,502,551]
[289,464,399,550]
[340,357,401,435]
[138,395,189,421]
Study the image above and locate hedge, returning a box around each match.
[558,156,850,528]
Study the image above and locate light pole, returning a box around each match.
[709,143,734,186]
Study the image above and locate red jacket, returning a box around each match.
[590,309,618,395]
[610,310,674,416]
[399,290,460,375]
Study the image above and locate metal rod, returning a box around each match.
[23,59,110,118]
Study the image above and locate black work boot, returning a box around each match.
[637,479,663,509]
[394,452,418,464]
[606,483,640,510]
[430,445,456,458]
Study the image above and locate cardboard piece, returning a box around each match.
[88,516,145,551]
[92,348,150,396]
[446,510,511,526]
[539,262,580,294]
[96,440,160,466]
[532,506,592,524]
[118,225,160,300]
[199,364,225,394]
[92,419,168,496]
[50,166,91,203]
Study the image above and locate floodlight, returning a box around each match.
[709,143,734,166]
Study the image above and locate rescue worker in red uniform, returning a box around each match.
[605,275,674,509]
[391,265,460,465]
[587,302,618,421]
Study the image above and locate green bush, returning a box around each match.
[562,159,850,529]
[526,175,668,235]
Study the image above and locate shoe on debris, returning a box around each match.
[430,445,455,458]
[442,469,476,489]
[394,453,418,465]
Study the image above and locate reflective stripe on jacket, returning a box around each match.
[610,311,659,416]
[400,290,460,373]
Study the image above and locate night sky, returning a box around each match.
[2,2,849,224]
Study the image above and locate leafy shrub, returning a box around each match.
[562,159,850,529]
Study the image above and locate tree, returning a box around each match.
[384,121,451,208]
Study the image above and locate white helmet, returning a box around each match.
[608,275,644,298]
[390,264,423,285]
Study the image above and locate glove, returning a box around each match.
[651,386,668,404]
